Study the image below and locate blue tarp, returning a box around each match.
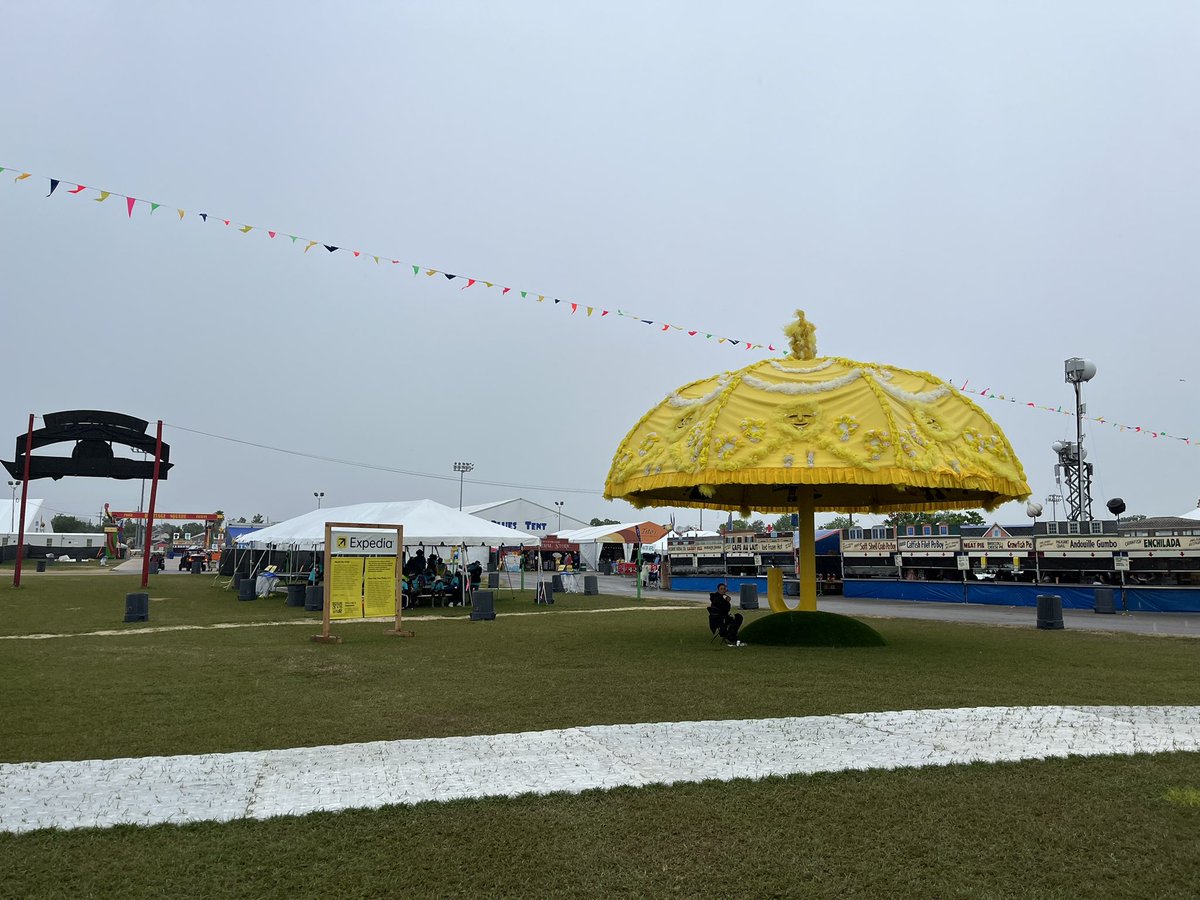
[844,579,1200,613]
[671,576,766,594]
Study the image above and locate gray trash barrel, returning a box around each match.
[583,575,599,595]
[191,560,204,574]
[1094,587,1116,614]
[238,578,257,601]
[1036,594,1064,630]
[305,584,323,611]
[739,583,760,610]
[36,560,46,573]
[487,572,499,589]
[286,584,307,607]
[124,592,150,622]
[551,574,564,592]
[471,590,496,621]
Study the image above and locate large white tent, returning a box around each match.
[233,499,540,551]
[0,499,51,537]
[550,521,665,571]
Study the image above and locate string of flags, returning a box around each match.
[953,382,1194,449]
[2,164,778,353]
[2,163,1193,449]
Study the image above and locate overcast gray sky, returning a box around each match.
[2,1,1197,529]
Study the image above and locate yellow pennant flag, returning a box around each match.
[304,240,318,253]
[586,306,594,316]
[373,256,380,264]
[14,172,31,181]
[177,209,185,219]
[426,269,438,276]
[537,295,545,302]
[95,190,111,202]
[239,225,252,234]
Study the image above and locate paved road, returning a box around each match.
[591,574,1200,637]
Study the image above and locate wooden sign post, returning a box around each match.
[311,521,409,644]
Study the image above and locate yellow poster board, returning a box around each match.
[329,556,365,619]
[314,521,405,644]
[363,556,397,618]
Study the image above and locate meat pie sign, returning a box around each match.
[312,521,408,644]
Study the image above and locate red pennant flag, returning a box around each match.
[768,345,776,351]
[126,197,136,217]
[223,219,230,226]
[601,310,609,316]
[68,184,86,194]
[688,330,697,336]
[463,279,476,289]
[661,324,669,331]
[502,287,511,295]
[571,303,578,313]
[268,231,276,238]
[353,251,360,257]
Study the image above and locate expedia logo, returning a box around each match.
[349,536,393,550]
[335,536,348,549]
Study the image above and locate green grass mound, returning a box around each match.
[740,610,887,647]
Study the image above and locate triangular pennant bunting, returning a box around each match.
[47,179,59,197]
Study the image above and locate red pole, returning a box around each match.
[140,421,164,589]
[12,414,34,588]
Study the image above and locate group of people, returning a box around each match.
[400,548,483,608]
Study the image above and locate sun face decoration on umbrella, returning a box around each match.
[605,311,1030,612]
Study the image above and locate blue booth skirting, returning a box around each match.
[670,576,767,595]
[843,579,1200,613]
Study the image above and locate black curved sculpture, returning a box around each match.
[3,410,171,481]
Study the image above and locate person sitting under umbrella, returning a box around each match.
[707,583,745,647]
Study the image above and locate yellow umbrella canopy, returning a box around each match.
[605,311,1030,614]
[605,311,1030,515]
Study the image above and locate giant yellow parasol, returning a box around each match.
[605,311,1030,612]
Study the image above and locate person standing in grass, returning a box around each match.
[707,583,744,646]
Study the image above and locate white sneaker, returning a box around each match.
[735,641,747,647]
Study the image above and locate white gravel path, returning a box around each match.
[3,705,1198,834]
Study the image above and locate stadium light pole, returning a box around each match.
[7,481,18,532]
[1046,493,1063,526]
[554,500,564,530]
[454,462,474,510]
[314,491,324,509]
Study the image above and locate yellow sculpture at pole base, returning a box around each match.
[766,567,786,612]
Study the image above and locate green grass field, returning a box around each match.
[2,572,1198,897]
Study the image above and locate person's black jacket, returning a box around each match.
[708,590,732,631]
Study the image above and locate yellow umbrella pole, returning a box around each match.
[797,490,817,612]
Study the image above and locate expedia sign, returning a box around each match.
[330,530,399,556]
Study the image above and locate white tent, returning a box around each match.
[551,521,662,571]
[0,499,51,537]
[234,499,540,551]
[1180,506,1200,521]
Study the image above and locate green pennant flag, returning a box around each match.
[150,203,161,214]
[412,265,419,276]
[520,292,527,298]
